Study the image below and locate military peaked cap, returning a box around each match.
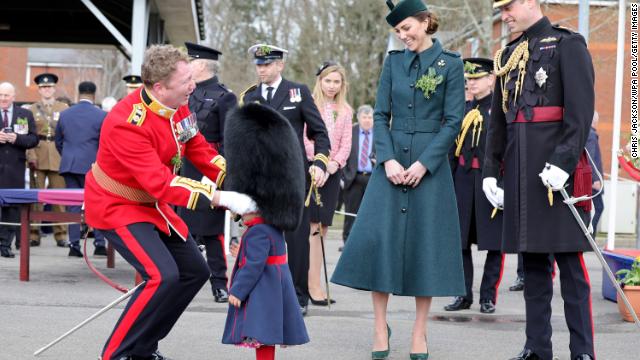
[185,42,222,61]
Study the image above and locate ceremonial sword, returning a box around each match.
[557,150,640,330]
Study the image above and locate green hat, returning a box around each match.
[385,0,428,27]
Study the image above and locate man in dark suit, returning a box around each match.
[179,42,238,303]
[241,43,330,315]
[55,81,107,257]
[0,82,38,258]
[341,105,375,247]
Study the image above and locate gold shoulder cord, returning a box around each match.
[455,108,483,157]
[493,41,529,114]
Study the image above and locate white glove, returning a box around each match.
[216,191,258,215]
[482,177,504,209]
[201,176,215,187]
[539,162,569,190]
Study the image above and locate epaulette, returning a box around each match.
[238,84,258,106]
[388,49,402,55]
[442,49,461,58]
[218,82,233,93]
[552,24,576,34]
[126,103,146,126]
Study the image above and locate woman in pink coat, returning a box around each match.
[303,61,352,305]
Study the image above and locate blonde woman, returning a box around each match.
[303,61,352,306]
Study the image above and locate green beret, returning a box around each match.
[385,0,428,27]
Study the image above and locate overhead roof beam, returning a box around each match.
[80,0,132,55]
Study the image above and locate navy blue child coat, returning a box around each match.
[222,218,309,346]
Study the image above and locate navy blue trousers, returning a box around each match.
[196,234,228,290]
[100,223,209,360]
[62,173,105,248]
[523,252,594,360]
[461,249,505,303]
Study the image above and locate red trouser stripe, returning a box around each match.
[494,254,506,304]
[218,234,227,263]
[102,227,162,360]
[578,252,595,359]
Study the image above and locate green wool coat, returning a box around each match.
[331,39,466,296]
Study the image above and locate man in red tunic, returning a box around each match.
[85,45,255,360]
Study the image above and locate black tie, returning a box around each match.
[266,86,274,104]
[2,110,8,129]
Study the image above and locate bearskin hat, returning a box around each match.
[224,103,305,231]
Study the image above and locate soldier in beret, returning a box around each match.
[27,73,68,247]
[445,58,505,315]
[179,42,238,303]
[484,0,596,359]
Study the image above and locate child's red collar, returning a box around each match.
[243,216,265,227]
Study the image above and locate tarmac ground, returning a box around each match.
[1,224,638,360]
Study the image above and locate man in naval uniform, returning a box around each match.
[241,44,330,315]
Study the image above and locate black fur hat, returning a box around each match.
[224,103,305,231]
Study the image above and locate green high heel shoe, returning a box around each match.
[409,354,429,360]
[409,335,429,360]
[371,324,391,360]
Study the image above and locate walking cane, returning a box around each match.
[306,169,332,309]
[33,281,146,356]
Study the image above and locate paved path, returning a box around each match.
[1,228,637,359]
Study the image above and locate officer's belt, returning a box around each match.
[239,254,287,268]
[38,135,54,141]
[91,163,156,203]
[458,156,481,169]
[514,106,564,123]
[390,118,441,134]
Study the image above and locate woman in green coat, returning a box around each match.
[330,1,465,359]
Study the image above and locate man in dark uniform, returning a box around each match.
[445,58,504,314]
[241,43,330,315]
[0,82,38,258]
[123,75,143,95]
[179,42,238,303]
[483,1,595,359]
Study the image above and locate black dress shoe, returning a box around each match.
[213,288,229,303]
[150,350,172,360]
[94,245,108,256]
[509,276,525,291]
[573,354,593,360]
[480,299,496,314]
[30,239,41,247]
[301,305,308,316]
[310,296,336,306]
[68,247,83,257]
[509,348,543,360]
[1,247,15,258]
[55,239,68,247]
[444,296,472,311]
